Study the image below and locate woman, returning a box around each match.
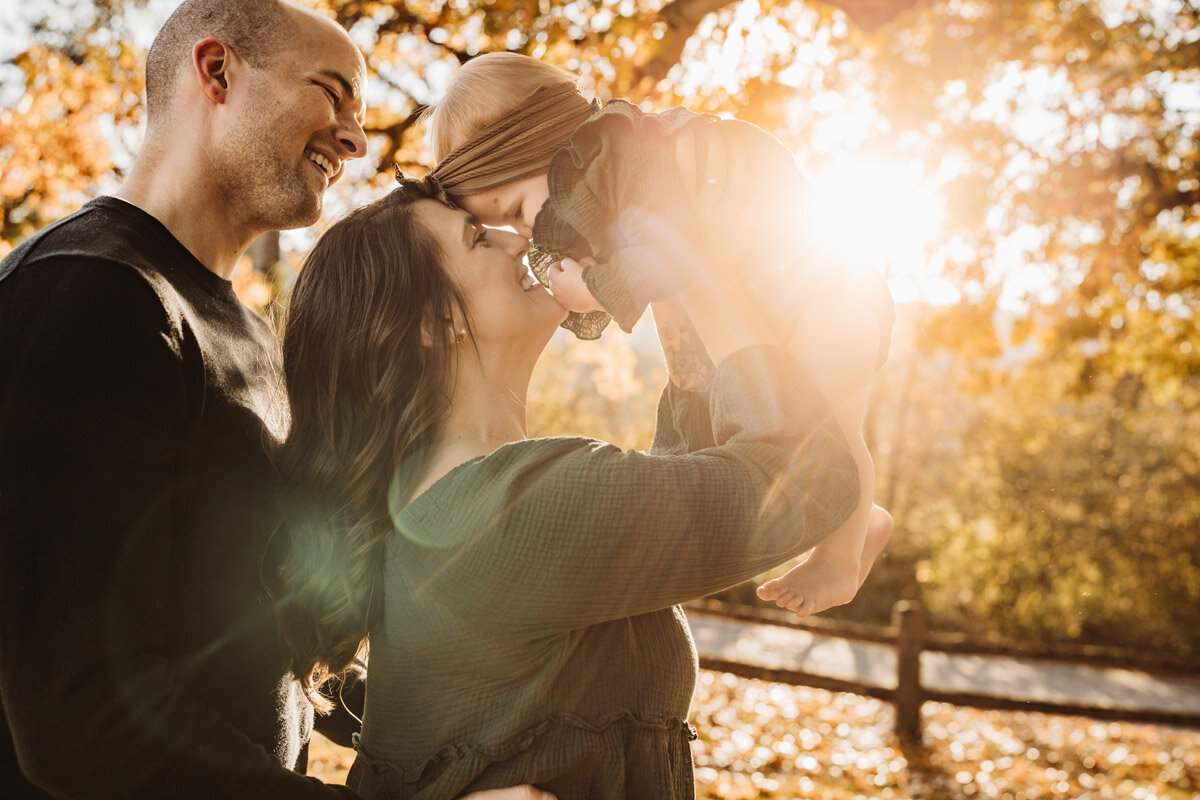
[270,178,859,799]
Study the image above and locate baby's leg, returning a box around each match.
[757,438,874,615]
[757,289,884,616]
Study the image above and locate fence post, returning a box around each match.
[893,599,926,741]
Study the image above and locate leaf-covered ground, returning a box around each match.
[307,670,1200,798]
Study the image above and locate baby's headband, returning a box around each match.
[427,82,597,197]
[393,165,451,205]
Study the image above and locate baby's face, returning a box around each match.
[458,174,550,239]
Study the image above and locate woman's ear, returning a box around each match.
[192,38,234,103]
[418,319,437,349]
[420,315,460,348]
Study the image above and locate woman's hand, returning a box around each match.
[547,257,602,313]
[458,787,556,800]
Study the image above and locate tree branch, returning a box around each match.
[633,0,738,91]
[632,0,931,90]
[366,104,430,174]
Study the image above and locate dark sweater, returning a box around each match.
[0,197,355,799]
[346,347,860,800]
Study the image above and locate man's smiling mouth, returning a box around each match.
[305,149,336,179]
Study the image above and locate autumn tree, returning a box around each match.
[0,2,144,255]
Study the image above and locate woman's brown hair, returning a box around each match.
[269,180,464,709]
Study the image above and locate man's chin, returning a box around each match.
[270,197,323,232]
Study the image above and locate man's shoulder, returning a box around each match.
[0,198,198,321]
[4,197,162,275]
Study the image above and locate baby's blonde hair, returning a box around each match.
[428,52,578,161]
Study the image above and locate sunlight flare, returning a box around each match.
[807,155,951,303]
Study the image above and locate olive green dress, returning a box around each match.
[346,346,859,799]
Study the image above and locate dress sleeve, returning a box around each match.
[0,261,355,799]
[409,346,859,632]
[649,380,715,456]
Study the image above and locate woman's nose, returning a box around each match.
[493,228,530,258]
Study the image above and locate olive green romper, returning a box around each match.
[530,100,894,367]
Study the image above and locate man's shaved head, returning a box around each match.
[144,0,297,123]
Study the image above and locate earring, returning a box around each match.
[455,328,467,346]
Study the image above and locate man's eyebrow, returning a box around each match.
[316,68,359,100]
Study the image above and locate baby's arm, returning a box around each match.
[550,126,725,318]
[549,111,714,331]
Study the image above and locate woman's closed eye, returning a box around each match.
[473,227,491,247]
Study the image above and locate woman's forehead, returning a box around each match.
[416,199,474,248]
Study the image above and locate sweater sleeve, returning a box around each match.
[0,260,356,800]
[406,346,859,632]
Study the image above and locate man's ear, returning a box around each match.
[192,38,234,103]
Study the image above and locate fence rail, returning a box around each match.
[682,598,1200,739]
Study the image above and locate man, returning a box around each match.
[0,1,366,796]
[0,2,549,798]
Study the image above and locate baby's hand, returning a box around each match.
[548,257,603,313]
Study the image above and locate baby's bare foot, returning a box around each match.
[756,580,811,614]
[857,506,894,586]
[757,550,860,617]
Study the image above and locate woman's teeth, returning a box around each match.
[521,273,537,291]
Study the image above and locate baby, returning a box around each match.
[424,52,894,617]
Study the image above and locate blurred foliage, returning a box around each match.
[2,0,1199,656]
[527,324,665,450]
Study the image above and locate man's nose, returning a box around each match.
[336,115,368,159]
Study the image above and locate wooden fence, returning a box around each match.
[683,598,1200,740]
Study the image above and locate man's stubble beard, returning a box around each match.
[215,119,324,234]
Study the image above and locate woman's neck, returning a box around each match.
[411,349,534,499]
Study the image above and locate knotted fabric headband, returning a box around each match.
[428,81,597,198]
